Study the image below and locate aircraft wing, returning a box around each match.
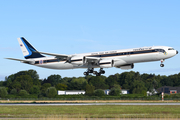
[37,51,70,59]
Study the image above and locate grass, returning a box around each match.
[0,105,180,118]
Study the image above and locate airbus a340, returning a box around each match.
[6,37,178,76]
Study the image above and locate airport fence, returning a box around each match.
[1,97,180,101]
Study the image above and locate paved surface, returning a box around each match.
[1,102,180,106]
[1,118,180,120]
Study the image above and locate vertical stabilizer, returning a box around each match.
[18,37,45,59]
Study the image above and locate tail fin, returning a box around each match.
[18,37,45,59]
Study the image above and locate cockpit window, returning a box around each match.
[168,48,174,50]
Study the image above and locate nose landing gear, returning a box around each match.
[160,60,164,67]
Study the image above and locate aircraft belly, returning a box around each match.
[36,62,74,69]
[121,53,158,63]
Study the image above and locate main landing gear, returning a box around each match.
[83,68,105,76]
[160,60,164,67]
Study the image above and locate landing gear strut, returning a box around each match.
[160,60,164,67]
[83,68,105,76]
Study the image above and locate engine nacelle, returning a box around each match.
[99,59,113,68]
[113,59,127,67]
[70,56,86,65]
[119,64,134,70]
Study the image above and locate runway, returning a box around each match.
[1,102,180,106]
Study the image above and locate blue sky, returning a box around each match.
[0,0,180,80]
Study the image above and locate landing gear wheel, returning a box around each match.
[96,73,101,76]
[93,71,98,75]
[99,68,105,74]
[160,60,165,67]
[89,68,94,73]
[101,70,105,74]
[83,72,89,76]
[89,70,93,73]
[160,64,164,67]
[84,68,105,76]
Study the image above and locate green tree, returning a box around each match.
[27,70,40,86]
[41,83,52,96]
[4,75,14,92]
[0,81,4,87]
[89,76,109,89]
[118,71,137,89]
[131,80,147,94]
[19,90,28,96]
[109,84,121,96]
[0,87,8,98]
[105,75,118,89]
[46,87,57,98]
[11,81,21,92]
[109,88,121,96]
[46,75,62,86]
[94,89,105,96]
[55,83,67,90]
[42,83,52,89]
[70,77,87,90]
[29,85,40,94]
[85,84,95,96]
[4,70,41,93]
[15,75,33,92]
[10,88,17,95]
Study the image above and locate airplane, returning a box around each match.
[6,37,178,76]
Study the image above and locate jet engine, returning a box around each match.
[113,59,127,67]
[99,59,113,68]
[118,64,134,70]
[70,56,86,65]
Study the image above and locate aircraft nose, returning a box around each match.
[177,50,178,54]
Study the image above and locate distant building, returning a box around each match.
[121,89,129,94]
[156,86,180,94]
[58,90,85,95]
[58,89,129,95]
[58,90,65,95]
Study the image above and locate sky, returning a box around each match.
[0,0,180,80]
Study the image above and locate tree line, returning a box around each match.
[0,69,180,98]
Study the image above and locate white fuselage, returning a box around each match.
[30,46,177,70]
[6,37,178,76]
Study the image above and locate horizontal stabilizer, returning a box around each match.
[6,58,28,62]
[5,58,35,64]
